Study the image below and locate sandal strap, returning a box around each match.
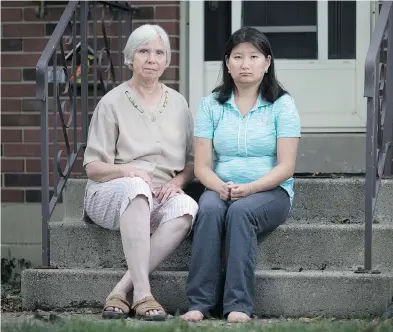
[132,296,165,314]
[104,294,131,313]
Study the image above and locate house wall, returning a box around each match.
[1,0,181,265]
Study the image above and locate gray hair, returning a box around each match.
[123,24,171,69]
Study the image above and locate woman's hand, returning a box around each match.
[218,182,233,201]
[120,166,152,189]
[227,183,253,200]
[154,182,184,203]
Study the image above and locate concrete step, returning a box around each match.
[21,268,393,318]
[63,178,393,223]
[50,221,393,271]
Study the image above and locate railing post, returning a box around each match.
[384,7,393,176]
[80,1,89,144]
[38,65,50,267]
[359,1,393,274]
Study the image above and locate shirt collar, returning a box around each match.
[226,91,271,110]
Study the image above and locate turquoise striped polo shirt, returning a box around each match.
[194,92,301,201]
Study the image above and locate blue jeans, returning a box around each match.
[186,187,291,317]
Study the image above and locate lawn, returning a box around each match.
[2,317,393,332]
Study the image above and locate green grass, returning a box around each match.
[2,318,393,332]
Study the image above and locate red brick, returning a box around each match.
[23,7,65,21]
[2,23,45,37]
[2,1,34,6]
[160,21,179,34]
[1,129,22,142]
[25,159,41,173]
[1,38,22,51]
[92,22,128,37]
[1,53,41,67]
[24,128,83,143]
[1,8,22,21]
[23,38,48,52]
[108,36,128,51]
[1,159,24,172]
[155,5,179,20]
[3,143,41,157]
[1,99,21,112]
[132,21,179,35]
[26,158,83,173]
[1,84,36,97]
[1,69,21,82]
[2,114,40,127]
[171,52,179,66]
[133,6,154,20]
[13,142,82,159]
[1,189,24,203]
[48,143,80,158]
[169,36,179,50]
[161,66,178,81]
[48,113,84,128]
[4,173,41,187]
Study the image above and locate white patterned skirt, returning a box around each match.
[84,177,198,232]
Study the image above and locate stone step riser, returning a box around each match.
[50,222,393,271]
[21,269,393,318]
[63,178,393,223]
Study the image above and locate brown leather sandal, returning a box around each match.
[132,295,167,321]
[102,294,131,319]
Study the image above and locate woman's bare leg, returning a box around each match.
[106,196,192,317]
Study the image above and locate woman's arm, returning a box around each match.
[169,164,194,188]
[249,94,301,193]
[83,100,151,185]
[85,161,123,182]
[170,105,197,188]
[194,137,226,193]
[249,137,299,193]
[86,161,152,187]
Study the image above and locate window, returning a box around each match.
[328,1,356,59]
[204,1,232,61]
[242,1,318,59]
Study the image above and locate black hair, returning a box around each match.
[213,26,287,104]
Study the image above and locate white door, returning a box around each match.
[189,0,372,133]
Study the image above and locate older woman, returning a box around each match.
[182,27,301,323]
[83,24,198,320]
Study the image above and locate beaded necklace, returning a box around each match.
[125,83,169,114]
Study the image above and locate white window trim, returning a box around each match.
[188,1,204,117]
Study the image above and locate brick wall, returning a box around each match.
[1,1,181,203]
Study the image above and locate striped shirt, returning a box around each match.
[194,92,301,201]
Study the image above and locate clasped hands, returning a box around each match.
[120,166,183,203]
[218,181,253,201]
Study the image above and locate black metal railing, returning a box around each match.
[37,1,134,266]
[360,1,393,273]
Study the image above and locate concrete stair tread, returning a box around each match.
[63,178,393,223]
[49,220,393,271]
[21,268,393,317]
[55,219,393,228]
[22,267,393,277]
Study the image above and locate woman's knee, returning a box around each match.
[226,200,255,228]
[178,214,193,234]
[170,194,198,231]
[198,191,226,215]
[116,177,152,206]
[122,177,151,194]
